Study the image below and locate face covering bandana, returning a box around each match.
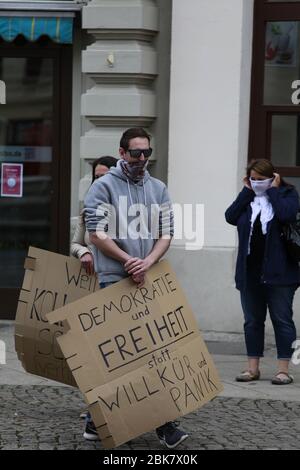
[250,177,273,196]
[120,159,149,182]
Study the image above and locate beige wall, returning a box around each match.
[168,0,254,249]
[168,0,262,332]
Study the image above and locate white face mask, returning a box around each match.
[250,177,273,196]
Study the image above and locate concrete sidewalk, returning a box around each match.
[1,321,300,402]
[1,321,300,450]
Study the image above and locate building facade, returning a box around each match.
[168,0,300,334]
[0,0,299,336]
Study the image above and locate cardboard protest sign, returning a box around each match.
[15,247,98,386]
[47,260,223,447]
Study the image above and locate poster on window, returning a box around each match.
[265,22,298,67]
[1,163,23,197]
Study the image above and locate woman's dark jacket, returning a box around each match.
[225,186,300,291]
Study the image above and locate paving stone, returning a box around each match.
[1,385,300,450]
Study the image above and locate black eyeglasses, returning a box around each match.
[127,148,153,159]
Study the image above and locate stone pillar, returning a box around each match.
[80,0,159,185]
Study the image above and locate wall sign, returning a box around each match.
[1,163,23,197]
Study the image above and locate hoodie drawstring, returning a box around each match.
[143,180,147,206]
[127,178,134,206]
[126,177,147,207]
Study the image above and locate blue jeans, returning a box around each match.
[100,282,116,289]
[240,280,297,360]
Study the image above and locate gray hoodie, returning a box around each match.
[84,160,174,283]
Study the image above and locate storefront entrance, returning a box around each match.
[250,0,300,183]
[0,39,72,319]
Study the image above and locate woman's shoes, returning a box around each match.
[235,370,261,382]
[271,371,294,385]
[236,370,294,384]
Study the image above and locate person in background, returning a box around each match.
[225,159,299,385]
[71,155,118,420]
[71,156,118,275]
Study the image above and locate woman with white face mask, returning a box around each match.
[225,159,300,385]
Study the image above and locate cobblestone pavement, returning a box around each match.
[1,385,300,450]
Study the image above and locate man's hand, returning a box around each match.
[124,256,154,277]
[131,272,145,288]
[80,253,94,275]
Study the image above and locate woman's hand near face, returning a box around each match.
[80,253,95,275]
[243,176,252,190]
[271,173,281,188]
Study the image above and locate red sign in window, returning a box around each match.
[1,163,23,197]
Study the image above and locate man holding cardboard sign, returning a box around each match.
[46,260,223,449]
[84,127,188,448]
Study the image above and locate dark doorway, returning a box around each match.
[249,0,300,177]
[0,38,72,319]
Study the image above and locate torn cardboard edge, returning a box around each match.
[24,256,36,271]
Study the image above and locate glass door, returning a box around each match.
[0,43,72,319]
[249,0,300,184]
